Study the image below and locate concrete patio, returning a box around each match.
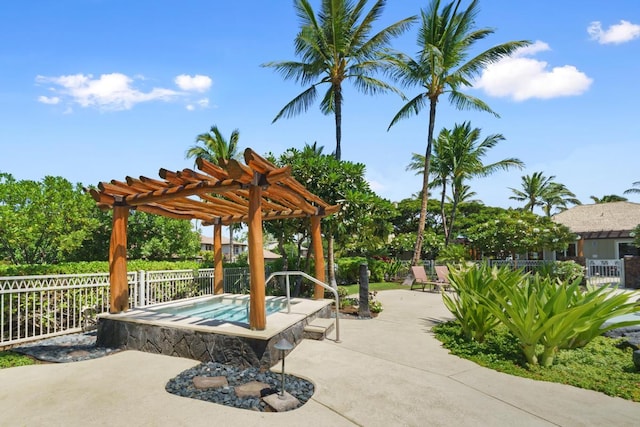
[1,289,639,426]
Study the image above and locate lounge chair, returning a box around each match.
[433,265,452,292]
[409,265,452,292]
[408,266,437,292]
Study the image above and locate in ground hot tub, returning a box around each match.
[96,294,332,368]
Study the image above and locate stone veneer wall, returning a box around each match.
[624,256,640,289]
[97,304,331,369]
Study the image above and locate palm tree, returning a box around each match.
[443,122,523,244]
[407,138,451,240]
[589,194,628,204]
[263,0,416,160]
[447,184,478,204]
[185,125,242,261]
[624,181,640,196]
[387,0,530,265]
[540,182,581,217]
[185,125,241,167]
[408,122,524,245]
[509,172,555,212]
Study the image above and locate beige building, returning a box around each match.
[199,235,247,261]
[199,235,281,261]
[552,202,640,259]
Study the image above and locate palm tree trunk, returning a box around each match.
[440,179,449,245]
[229,226,234,263]
[278,236,288,271]
[334,85,342,161]
[412,98,437,265]
[328,234,337,287]
[446,190,460,246]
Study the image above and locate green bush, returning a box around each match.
[480,274,640,367]
[0,260,204,276]
[535,260,584,284]
[442,263,640,367]
[335,257,386,284]
[443,264,519,342]
[436,244,471,265]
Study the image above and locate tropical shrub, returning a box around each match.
[436,244,471,265]
[442,264,640,367]
[443,264,520,342]
[335,257,386,284]
[0,260,203,276]
[479,274,640,367]
[535,260,584,284]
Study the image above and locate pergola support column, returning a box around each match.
[213,223,224,294]
[109,206,129,313]
[248,183,266,330]
[311,215,326,299]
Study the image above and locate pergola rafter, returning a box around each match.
[89,148,338,330]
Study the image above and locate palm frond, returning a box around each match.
[272,85,320,122]
[387,93,426,130]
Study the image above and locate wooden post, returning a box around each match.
[213,223,224,294]
[109,206,129,313]
[577,238,584,258]
[311,215,325,299]
[248,183,266,330]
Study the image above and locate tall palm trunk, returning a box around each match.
[412,98,437,265]
[446,188,461,246]
[334,85,343,161]
[328,234,336,287]
[229,226,234,263]
[440,178,449,244]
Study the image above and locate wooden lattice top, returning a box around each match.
[88,148,340,226]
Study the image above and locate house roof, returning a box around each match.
[262,249,282,260]
[552,202,640,239]
[200,235,247,246]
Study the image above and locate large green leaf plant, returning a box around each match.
[443,264,640,367]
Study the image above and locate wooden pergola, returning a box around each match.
[89,148,339,330]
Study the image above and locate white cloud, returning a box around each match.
[474,41,592,101]
[185,98,210,111]
[37,95,60,104]
[588,20,640,44]
[35,73,180,111]
[174,74,212,92]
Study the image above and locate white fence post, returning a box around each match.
[138,270,146,307]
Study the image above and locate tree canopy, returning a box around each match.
[0,173,98,264]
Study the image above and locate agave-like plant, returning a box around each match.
[480,274,640,367]
[443,264,522,342]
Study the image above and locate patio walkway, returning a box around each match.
[1,289,639,426]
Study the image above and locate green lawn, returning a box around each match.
[0,351,37,369]
[341,282,407,295]
[434,321,640,402]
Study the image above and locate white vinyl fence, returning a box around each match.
[586,259,623,288]
[0,268,216,347]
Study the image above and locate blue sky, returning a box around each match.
[1,0,639,215]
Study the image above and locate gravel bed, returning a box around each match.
[10,331,121,363]
[165,361,315,412]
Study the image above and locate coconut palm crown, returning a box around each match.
[263,0,416,160]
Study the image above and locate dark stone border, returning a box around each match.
[97,303,331,369]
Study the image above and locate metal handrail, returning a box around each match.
[265,271,340,343]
